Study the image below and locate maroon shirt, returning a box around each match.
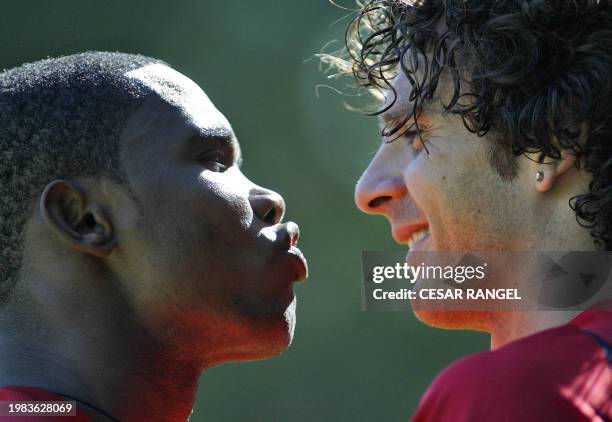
[412,307,612,421]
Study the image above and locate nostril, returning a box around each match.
[250,192,285,225]
[263,207,277,224]
[368,195,392,209]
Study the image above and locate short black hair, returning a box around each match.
[341,0,612,249]
[0,51,165,303]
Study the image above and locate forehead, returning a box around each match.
[381,71,414,122]
[380,58,456,125]
[126,63,232,135]
[119,64,240,179]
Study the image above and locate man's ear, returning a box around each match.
[534,149,579,193]
[40,180,115,258]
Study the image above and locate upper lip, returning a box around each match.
[393,221,429,244]
[385,194,430,245]
[277,221,300,249]
[277,222,308,281]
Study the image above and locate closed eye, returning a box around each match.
[385,129,419,143]
[384,128,426,151]
[380,106,432,153]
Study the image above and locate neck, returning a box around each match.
[484,245,602,349]
[488,309,580,349]
[0,285,204,422]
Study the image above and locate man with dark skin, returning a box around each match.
[340,0,612,420]
[0,52,308,421]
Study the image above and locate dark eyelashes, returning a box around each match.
[384,128,421,144]
[402,129,420,140]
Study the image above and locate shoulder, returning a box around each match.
[412,324,609,422]
[431,323,602,388]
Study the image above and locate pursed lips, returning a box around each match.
[287,246,308,281]
[261,222,309,282]
[277,222,308,282]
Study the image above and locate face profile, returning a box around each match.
[352,67,593,327]
[354,70,590,255]
[0,52,308,421]
[110,63,308,361]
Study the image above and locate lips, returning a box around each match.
[287,246,308,281]
[406,227,430,249]
[393,221,430,245]
[277,222,308,282]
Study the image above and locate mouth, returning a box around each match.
[406,226,430,249]
[276,221,309,282]
[394,222,430,249]
[287,246,308,282]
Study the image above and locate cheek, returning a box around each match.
[196,171,254,227]
[165,174,254,248]
[403,146,449,231]
[407,140,527,249]
[137,173,256,277]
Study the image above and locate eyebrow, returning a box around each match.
[189,128,234,144]
[187,128,237,154]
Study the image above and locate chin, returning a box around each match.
[412,309,492,332]
[257,296,297,358]
[224,297,297,364]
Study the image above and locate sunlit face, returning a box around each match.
[109,65,308,364]
[355,71,539,252]
[354,71,548,327]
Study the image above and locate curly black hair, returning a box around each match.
[343,0,612,249]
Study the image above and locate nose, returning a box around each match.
[250,188,286,225]
[355,154,408,215]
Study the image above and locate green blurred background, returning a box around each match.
[0,1,488,420]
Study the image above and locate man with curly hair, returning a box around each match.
[347,0,612,420]
[0,52,308,421]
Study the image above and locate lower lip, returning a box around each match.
[287,246,308,282]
